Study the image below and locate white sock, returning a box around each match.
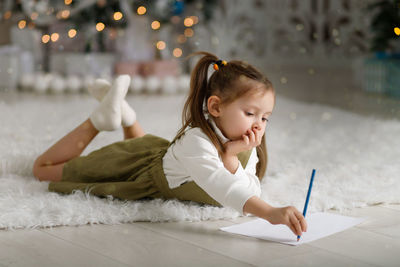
[89,75,130,131]
[88,78,137,127]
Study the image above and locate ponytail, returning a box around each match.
[173,52,224,153]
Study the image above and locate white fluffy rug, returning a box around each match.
[1,92,399,230]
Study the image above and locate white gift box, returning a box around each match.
[0,45,34,90]
[0,53,19,90]
[50,52,115,77]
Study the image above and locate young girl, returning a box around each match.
[33,51,307,238]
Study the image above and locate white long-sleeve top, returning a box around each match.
[162,119,261,214]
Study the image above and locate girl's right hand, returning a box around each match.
[224,127,263,156]
[266,206,307,237]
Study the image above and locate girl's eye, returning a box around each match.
[262,118,269,122]
[246,112,254,116]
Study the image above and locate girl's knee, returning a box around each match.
[32,160,44,181]
[32,157,51,181]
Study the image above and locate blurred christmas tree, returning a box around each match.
[1,0,218,72]
[65,0,127,52]
[367,0,400,54]
[64,0,217,53]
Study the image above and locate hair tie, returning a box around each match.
[213,59,227,71]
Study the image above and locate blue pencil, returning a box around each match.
[297,169,316,241]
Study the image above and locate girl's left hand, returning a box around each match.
[224,127,263,156]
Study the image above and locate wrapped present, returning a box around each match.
[362,58,387,93]
[362,57,400,98]
[50,52,115,77]
[386,59,400,98]
[0,52,18,90]
[114,61,141,76]
[0,45,34,90]
[140,59,179,78]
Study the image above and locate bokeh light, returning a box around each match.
[51,33,59,42]
[151,21,161,30]
[173,48,183,57]
[184,17,194,27]
[96,22,105,32]
[177,34,186,43]
[42,34,50,43]
[30,12,38,20]
[156,41,166,50]
[137,6,146,15]
[61,10,70,19]
[113,11,123,21]
[18,20,26,29]
[4,11,12,19]
[190,16,199,24]
[171,16,180,24]
[184,28,194,37]
[68,29,77,38]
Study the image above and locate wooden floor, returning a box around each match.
[1,204,399,266]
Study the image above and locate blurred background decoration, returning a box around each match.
[0,0,399,117]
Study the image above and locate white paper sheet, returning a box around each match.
[220,212,366,246]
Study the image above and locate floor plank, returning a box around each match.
[135,219,322,266]
[40,223,251,267]
[267,249,376,267]
[329,205,400,239]
[1,205,400,266]
[0,229,129,267]
[307,227,400,266]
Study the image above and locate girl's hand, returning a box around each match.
[224,127,263,156]
[266,206,307,237]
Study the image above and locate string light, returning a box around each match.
[42,34,50,43]
[395,27,400,36]
[184,28,194,37]
[156,41,166,50]
[18,20,26,29]
[137,6,146,15]
[151,21,160,30]
[96,22,105,32]
[173,48,182,57]
[68,29,77,38]
[51,33,59,42]
[65,0,72,5]
[113,11,123,21]
[184,17,194,27]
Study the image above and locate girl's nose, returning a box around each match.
[252,123,261,130]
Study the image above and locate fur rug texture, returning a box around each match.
[0,92,399,230]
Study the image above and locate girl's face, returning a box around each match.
[211,84,275,141]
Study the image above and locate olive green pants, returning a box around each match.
[49,134,252,207]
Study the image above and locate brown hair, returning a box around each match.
[173,51,274,179]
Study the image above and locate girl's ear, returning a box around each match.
[207,95,222,117]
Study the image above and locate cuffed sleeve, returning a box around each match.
[173,130,261,214]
